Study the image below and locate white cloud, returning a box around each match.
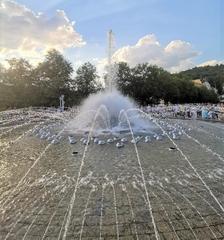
[0,0,85,64]
[110,34,199,72]
[198,59,224,67]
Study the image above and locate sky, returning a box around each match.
[0,0,223,73]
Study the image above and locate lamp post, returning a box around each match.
[59,95,65,112]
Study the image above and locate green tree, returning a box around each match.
[197,86,218,103]
[116,62,133,95]
[161,78,180,104]
[3,58,33,108]
[117,63,171,105]
[74,62,102,101]
[34,49,74,106]
[0,64,7,110]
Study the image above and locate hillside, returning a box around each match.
[177,64,224,94]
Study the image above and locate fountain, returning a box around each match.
[68,30,154,135]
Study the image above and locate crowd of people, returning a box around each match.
[143,103,224,121]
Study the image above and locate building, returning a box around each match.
[192,78,217,92]
[192,79,203,87]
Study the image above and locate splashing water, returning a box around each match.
[67,90,154,135]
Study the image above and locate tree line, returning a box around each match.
[0,50,101,110]
[116,62,220,105]
[0,49,221,111]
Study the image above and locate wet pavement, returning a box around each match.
[0,109,224,240]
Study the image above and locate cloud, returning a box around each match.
[0,0,85,64]
[111,34,199,72]
[198,59,224,67]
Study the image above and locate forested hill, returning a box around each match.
[176,64,224,94]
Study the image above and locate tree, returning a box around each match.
[2,58,33,108]
[117,63,171,105]
[197,86,218,103]
[161,78,180,104]
[116,62,133,95]
[74,62,102,101]
[0,64,8,110]
[0,63,5,82]
[34,49,74,106]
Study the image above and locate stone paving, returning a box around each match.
[0,110,224,240]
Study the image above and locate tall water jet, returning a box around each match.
[105,29,116,92]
